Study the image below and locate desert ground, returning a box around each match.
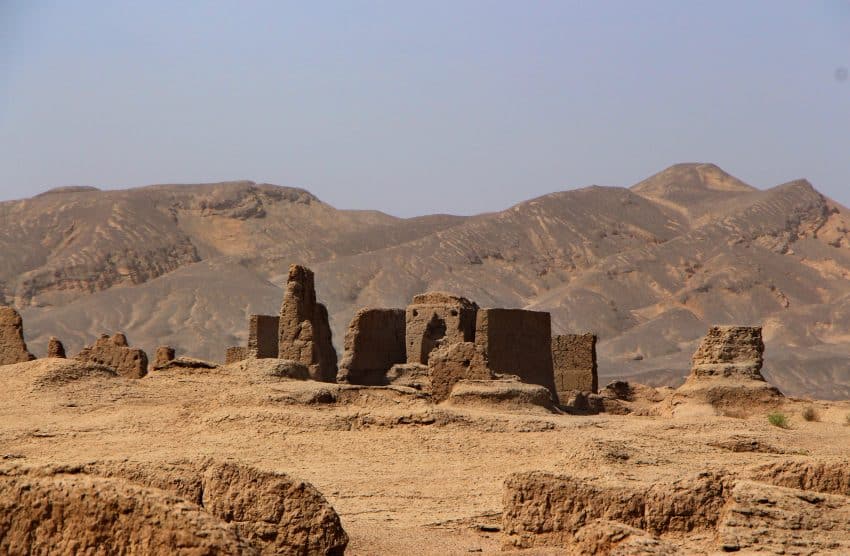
[1,357,849,554]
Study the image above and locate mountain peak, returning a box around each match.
[632,163,756,195]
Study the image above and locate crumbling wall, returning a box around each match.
[405,292,478,365]
[74,333,148,378]
[427,341,491,402]
[248,314,279,359]
[153,346,176,370]
[338,308,406,385]
[278,264,337,382]
[552,333,598,397]
[0,307,35,366]
[225,346,248,364]
[474,308,557,400]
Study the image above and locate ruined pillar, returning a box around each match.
[278,264,338,382]
[0,307,36,366]
[405,293,477,365]
[552,333,598,397]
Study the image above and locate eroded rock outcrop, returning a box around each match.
[46,336,66,358]
[74,333,148,378]
[278,265,338,382]
[338,308,406,385]
[0,307,35,366]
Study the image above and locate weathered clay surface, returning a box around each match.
[249,314,279,359]
[405,292,477,364]
[153,345,175,369]
[571,520,680,556]
[502,471,731,549]
[0,307,35,366]
[225,346,248,364]
[474,308,557,399]
[338,308,406,385]
[74,333,148,378]
[0,472,255,555]
[46,336,66,358]
[427,342,491,402]
[278,265,338,382]
[717,480,850,554]
[552,333,598,396]
[446,379,555,412]
[202,461,349,555]
[749,460,850,496]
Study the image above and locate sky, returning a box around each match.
[1,1,849,217]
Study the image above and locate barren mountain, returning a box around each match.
[4,163,850,399]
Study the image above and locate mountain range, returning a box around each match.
[3,163,849,399]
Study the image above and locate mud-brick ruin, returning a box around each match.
[552,333,598,400]
[0,307,35,366]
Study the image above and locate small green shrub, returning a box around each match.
[768,412,790,429]
[801,406,819,422]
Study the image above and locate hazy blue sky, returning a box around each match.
[1,1,849,216]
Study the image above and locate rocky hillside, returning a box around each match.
[4,164,850,399]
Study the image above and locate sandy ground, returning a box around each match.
[1,359,849,554]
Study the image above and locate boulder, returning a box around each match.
[153,346,175,369]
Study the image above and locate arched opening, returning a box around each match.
[420,313,447,364]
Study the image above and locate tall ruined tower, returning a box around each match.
[278,264,338,382]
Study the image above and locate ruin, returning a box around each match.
[0,306,35,366]
[225,346,248,364]
[74,333,148,379]
[47,337,66,358]
[152,346,176,370]
[278,264,337,382]
[474,308,558,400]
[405,293,478,365]
[427,341,491,402]
[552,333,598,398]
[689,326,766,380]
[248,314,279,359]
[338,308,406,385]
[676,325,783,410]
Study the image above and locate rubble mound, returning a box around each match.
[153,356,218,372]
[446,379,556,413]
[74,333,148,378]
[385,363,431,390]
[0,307,35,366]
[226,358,310,381]
[0,472,254,555]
